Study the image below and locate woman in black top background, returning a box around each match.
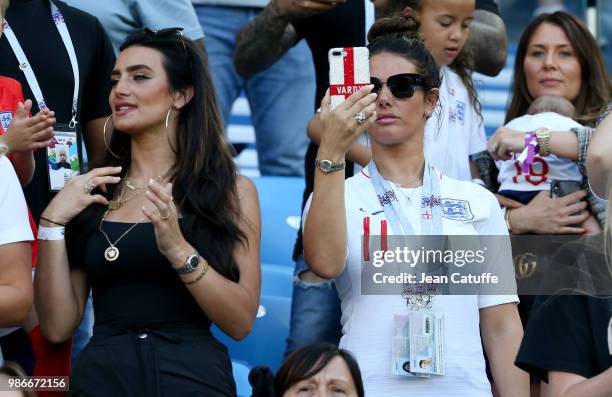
[34,29,261,396]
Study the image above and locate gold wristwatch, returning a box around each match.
[534,127,551,157]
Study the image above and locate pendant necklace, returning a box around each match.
[101,177,143,261]
[396,185,419,205]
[101,171,165,260]
[99,209,142,262]
[380,174,421,205]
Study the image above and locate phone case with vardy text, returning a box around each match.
[328,47,370,110]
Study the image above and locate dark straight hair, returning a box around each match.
[505,11,612,125]
[366,14,442,131]
[367,14,441,92]
[274,343,365,397]
[67,29,244,281]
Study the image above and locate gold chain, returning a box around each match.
[125,174,164,190]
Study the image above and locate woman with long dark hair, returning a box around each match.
[486,11,611,235]
[33,28,261,396]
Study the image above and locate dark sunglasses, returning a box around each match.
[370,73,428,99]
[143,27,187,53]
[143,27,192,76]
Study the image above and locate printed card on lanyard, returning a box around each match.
[367,160,446,378]
[391,312,445,377]
[3,1,82,191]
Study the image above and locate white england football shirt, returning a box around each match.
[424,66,487,181]
[303,169,517,397]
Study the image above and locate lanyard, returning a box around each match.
[3,1,80,128]
[364,0,374,45]
[367,158,443,236]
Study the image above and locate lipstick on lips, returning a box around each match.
[114,103,137,116]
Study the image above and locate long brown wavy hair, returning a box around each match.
[505,11,612,125]
[67,30,244,282]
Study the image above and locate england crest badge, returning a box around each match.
[0,111,12,133]
[441,198,474,221]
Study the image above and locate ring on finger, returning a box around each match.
[355,111,366,125]
[83,180,95,194]
[160,210,171,221]
[91,196,96,205]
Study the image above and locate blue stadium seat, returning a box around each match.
[213,263,293,371]
[251,176,305,268]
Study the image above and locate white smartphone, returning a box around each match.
[328,47,370,111]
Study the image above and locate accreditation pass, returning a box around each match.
[392,312,445,377]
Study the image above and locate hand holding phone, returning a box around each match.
[550,180,601,233]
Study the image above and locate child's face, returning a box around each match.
[418,0,475,66]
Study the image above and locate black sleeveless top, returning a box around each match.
[69,221,211,332]
[67,221,236,396]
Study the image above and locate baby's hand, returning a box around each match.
[2,99,55,153]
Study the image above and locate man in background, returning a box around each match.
[193,0,315,176]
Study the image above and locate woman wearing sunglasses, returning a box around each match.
[303,15,527,396]
[34,28,261,396]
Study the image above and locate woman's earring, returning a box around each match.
[165,108,173,129]
[103,115,120,159]
[165,107,178,154]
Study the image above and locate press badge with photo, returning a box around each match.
[392,312,445,378]
[47,123,81,191]
[4,1,83,192]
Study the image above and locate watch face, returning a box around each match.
[319,160,332,172]
[188,255,200,270]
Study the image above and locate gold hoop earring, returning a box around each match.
[165,108,172,129]
[103,115,120,159]
[165,107,178,154]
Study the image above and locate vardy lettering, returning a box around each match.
[330,84,368,97]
